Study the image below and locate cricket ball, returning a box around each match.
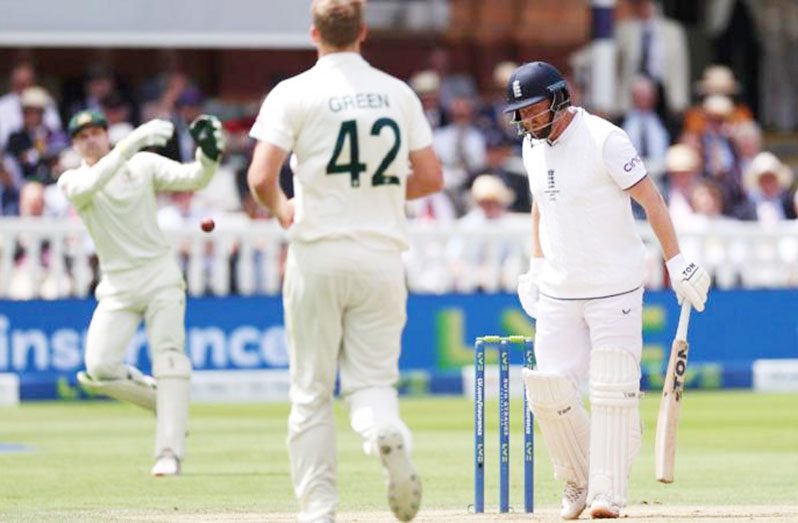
[200,217,215,233]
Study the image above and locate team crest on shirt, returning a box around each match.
[544,169,559,201]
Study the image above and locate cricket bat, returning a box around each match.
[654,301,692,483]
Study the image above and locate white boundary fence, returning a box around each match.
[1,216,797,299]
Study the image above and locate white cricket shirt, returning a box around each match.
[59,151,216,278]
[250,52,433,252]
[523,108,647,299]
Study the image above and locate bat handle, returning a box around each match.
[675,301,691,341]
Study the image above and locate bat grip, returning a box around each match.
[675,301,691,341]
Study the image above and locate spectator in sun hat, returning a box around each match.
[683,64,754,135]
[662,143,702,224]
[410,69,448,129]
[696,94,754,220]
[5,86,68,184]
[447,174,520,292]
[745,151,796,224]
[0,62,62,150]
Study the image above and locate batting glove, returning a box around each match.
[116,119,174,160]
[189,114,225,162]
[517,257,544,319]
[666,253,710,312]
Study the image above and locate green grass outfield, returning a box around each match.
[1,391,796,521]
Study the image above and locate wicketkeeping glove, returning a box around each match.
[189,114,225,162]
[517,257,544,319]
[116,119,174,159]
[666,253,710,312]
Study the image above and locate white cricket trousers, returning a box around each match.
[534,287,644,386]
[84,257,187,381]
[283,240,412,523]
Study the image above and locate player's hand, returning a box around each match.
[666,254,710,312]
[517,257,544,319]
[277,198,295,230]
[189,114,225,162]
[116,119,174,159]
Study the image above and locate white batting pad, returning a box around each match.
[78,367,156,412]
[522,369,590,486]
[587,347,641,507]
[153,352,192,458]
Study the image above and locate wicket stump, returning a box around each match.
[473,335,536,513]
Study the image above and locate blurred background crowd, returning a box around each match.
[1,0,797,298]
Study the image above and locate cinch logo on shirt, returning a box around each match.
[513,80,522,99]
[623,155,643,172]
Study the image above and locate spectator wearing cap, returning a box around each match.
[161,87,205,162]
[5,87,68,185]
[447,174,520,292]
[696,94,754,220]
[0,62,62,150]
[409,70,448,130]
[662,143,701,224]
[745,152,796,224]
[683,65,754,136]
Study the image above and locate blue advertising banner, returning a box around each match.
[1,290,796,399]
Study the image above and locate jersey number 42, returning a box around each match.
[326,118,401,188]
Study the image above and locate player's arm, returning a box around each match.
[148,152,217,192]
[628,176,710,311]
[406,146,443,200]
[152,115,225,192]
[59,119,173,208]
[530,200,543,258]
[627,176,679,260]
[247,141,293,229]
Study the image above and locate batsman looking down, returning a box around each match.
[509,62,710,519]
[59,109,225,476]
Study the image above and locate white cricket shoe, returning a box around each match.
[151,451,181,477]
[589,494,620,519]
[376,426,422,522]
[560,481,587,520]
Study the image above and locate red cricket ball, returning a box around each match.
[200,217,215,233]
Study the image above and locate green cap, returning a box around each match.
[67,110,108,137]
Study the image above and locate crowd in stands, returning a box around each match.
[1,0,797,298]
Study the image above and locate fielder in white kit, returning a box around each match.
[507,62,711,519]
[59,109,224,476]
[247,1,442,520]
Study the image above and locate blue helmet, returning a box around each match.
[504,61,570,139]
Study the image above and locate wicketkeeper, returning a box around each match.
[59,109,224,476]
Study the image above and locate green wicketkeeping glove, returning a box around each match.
[189,114,225,162]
